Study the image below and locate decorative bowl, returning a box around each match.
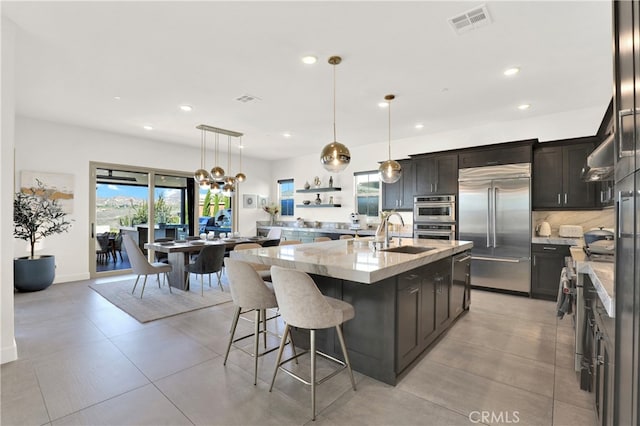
[303,200,311,205]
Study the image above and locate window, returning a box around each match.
[278,178,294,216]
[354,171,380,217]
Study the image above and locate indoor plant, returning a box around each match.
[263,204,279,226]
[13,179,72,291]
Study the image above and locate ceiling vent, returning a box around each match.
[448,4,491,35]
[235,94,261,103]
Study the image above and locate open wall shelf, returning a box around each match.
[296,204,342,208]
[296,187,342,193]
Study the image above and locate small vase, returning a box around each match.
[315,194,322,205]
[304,181,311,190]
[270,216,276,226]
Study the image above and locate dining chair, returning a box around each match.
[233,243,271,281]
[314,236,331,242]
[279,240,302,246]
[112,232,124,261]
[261,238,281,247]
[266,228,282,240]
[122,234,172,298]
[269,265,356,421]
[96,233,112,263]
[153,237,173,263]
[185,244,226,295]
[339,235,354,240]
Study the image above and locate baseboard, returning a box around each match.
[54,272,91,284]
[1,339,18,364]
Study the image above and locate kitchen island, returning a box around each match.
[230,237,472,384]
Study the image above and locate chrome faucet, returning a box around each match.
[375,211,405,248]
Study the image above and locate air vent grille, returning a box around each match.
[235,94,261,103]
[449,4,491,35]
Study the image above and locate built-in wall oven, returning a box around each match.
[414,223,456,240]
[413,195,455,223]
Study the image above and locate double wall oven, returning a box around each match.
[413,195,456,240]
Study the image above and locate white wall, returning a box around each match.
[13,116,272,283]
[1,17,18,364]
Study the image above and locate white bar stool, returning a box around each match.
[269,265,356,421]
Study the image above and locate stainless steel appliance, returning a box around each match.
[458,163,531,293]
[413,195,455,223]
[452,251,471,318]
[414,223,455,240]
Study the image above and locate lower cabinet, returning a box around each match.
[531,243,571,300]
[396,258,451,372]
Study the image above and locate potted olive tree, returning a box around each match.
[13,179,72,291]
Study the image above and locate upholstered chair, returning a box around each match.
[122,234,172,298]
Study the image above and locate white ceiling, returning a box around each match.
[3,1,613,161]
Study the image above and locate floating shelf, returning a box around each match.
[296,187,342,193]
[296,204,342,208]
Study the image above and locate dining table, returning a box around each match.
[144,237,274,290]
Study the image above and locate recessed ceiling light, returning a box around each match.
[283,132,292,138]
[504,67,520,76]
[378,102,389,108]
[415,123,424,129]
[179,104,193,112]
[113,96,121,100]
[518,104,531,110]
[301,55,317,65]
[143,125,153,130]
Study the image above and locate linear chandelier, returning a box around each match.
[194,124,244,195]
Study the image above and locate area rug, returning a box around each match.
[89,277,233,323]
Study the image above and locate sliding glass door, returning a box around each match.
[90,163,195,278]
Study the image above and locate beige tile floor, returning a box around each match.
[2,276,597,426]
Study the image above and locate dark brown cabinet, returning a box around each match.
[414,154,458,196]
[532,141,597,209]
[396,258,450,372]
[382,159,414,210]
[531,243,570,300]
[458,142,533,169]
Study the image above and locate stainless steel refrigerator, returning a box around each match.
[458,163,532,293]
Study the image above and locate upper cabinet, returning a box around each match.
[414,154,458,196]
[381,159,414,211]
[458,142,533,169]
[532,139,598,209]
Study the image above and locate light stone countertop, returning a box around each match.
[532,236,584,246]
[230,237,473,284]
[258,225,413,238]
[570,246,615,317]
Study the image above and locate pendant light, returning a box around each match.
[210,132,225,179]
[235,137,246,183]
[320,55,351,172]
[194,128,211,189]
[378,94,402,184]
[222,135,235,196]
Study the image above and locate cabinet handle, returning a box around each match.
[596,355,605,365]
[564,193,568,204]
[430,183,433,193]
[533,255,536,266]
[557,194,561,205]
[405,274,420,281]
[408,287,419,294]
[542,247,557,251]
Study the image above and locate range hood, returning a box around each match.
[581,133,614,181]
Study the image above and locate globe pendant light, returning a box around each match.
[320,56,351,173]
[235,137,246,183]
[222,135,235,196]
[194,128,211,189]
[378,94,402,184]
[210,133,225,179]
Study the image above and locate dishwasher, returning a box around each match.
[451,251,472,318]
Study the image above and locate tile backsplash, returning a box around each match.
[532,209,615,236]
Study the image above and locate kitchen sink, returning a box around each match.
[380,246,436,254]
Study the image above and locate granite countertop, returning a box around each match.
[257,225,413,238]
[532,236,584,246]
[230,237,473,284]
[570,246,615,317]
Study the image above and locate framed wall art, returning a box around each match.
[243,194,257,208]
